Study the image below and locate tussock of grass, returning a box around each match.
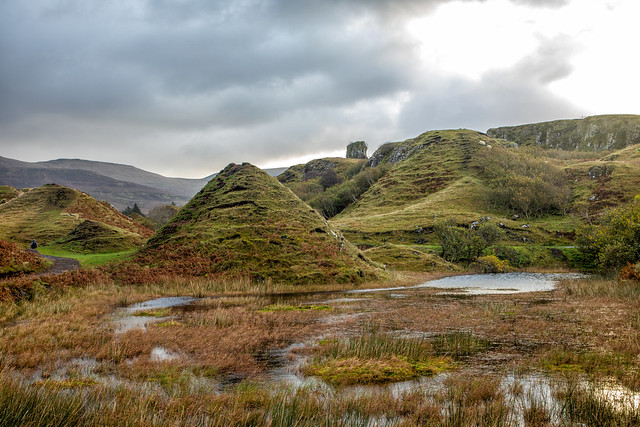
[431,331,493,359]
[559,377,640,426]
[305,329,463,386]
[562,276,640,299]
[539,348,640,390]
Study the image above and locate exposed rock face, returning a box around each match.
[487,115,640,151]
[346,141,368,159]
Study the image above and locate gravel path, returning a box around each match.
[27,250,81,275]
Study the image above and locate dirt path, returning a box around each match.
[27,250,81,275]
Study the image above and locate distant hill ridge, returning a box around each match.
[0,156,286,212]
[487,114,640,151]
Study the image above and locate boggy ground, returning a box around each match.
[1,272,640,425]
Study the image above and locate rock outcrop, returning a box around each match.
[487,115,640,151]
[346,141,368,159]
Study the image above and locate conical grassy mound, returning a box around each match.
[137,163,385,285]
[0,184,153,252]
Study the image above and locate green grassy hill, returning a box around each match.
[0,184,153,253]
[135,163,386,285]
[279,127,640,271]
[330,130,517,245]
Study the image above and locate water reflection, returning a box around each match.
[349,272,585,295]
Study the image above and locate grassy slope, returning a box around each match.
[137,163,386,285]
[0,184,153,253]
[318,131,637,270]
[330,130,521,246]
[0,185,21,204]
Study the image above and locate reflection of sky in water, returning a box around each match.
[126,297,198,313]
[114,296,198,334]
[350,273,585,295]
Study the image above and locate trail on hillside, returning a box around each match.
[27,250,81,275]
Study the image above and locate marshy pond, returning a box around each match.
[5,271,640,425]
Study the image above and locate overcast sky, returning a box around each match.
[1,0,639,178]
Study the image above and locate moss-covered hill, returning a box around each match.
[279,128,639,272]
[487,114,640,151]
[0,184,153,253]
[136,163,386,285]
[330,130,508,245]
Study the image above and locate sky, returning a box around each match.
[1,0,639,178]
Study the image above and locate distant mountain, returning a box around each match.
[487,114,640,151]
[0,156,287,212]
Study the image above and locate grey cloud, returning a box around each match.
[510,0,569,8]
[0,0,583,177]
[397,35,582,134]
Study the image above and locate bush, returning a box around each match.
[619,262,640,282]
[490,246,532,268]
[474,255,511,273]
[578,202,640,271]
[434,220,504,263]
[309,164,390,218]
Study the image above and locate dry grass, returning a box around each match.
[2,271,640,424]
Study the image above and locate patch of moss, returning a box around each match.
[306,355,452,386]
[133,308,171,317]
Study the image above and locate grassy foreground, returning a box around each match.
[1,272,640,425]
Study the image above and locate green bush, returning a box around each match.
[434,220,504,262]
[309,164,390,218]
[578,202,640,271]
[490,246,532,268]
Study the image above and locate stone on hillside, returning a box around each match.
[346,141,368,159]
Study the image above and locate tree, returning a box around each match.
[122,203,144,217]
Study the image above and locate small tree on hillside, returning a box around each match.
[434,220,504,262]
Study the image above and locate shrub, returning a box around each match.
[474,255,511,273]
[434,220,504,262]
[309,164,390,218]
[619,262,640,282]
[578,201,640,271]
[491,246,532,268]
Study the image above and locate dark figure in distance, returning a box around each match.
[30,239,37,250]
